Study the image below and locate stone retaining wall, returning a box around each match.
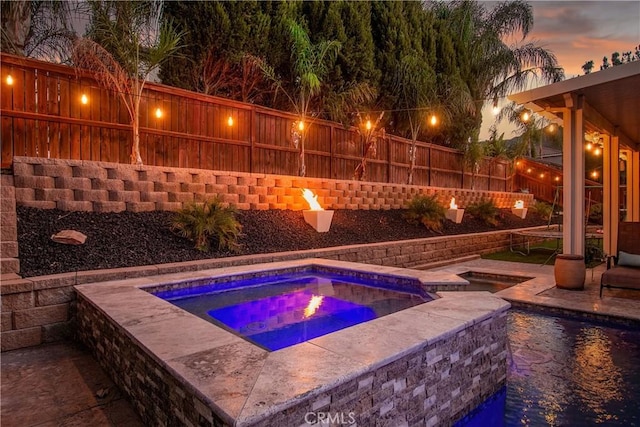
[12,157,533,212]
[0,226,533,351]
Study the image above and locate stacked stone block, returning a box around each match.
[76,292,508,426]
[12,157,533,213]
[1,174,20,276]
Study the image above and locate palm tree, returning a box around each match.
[431,0,564,146]
[392,54,437,185]
[1,0,75,61]
[72,0,183,165]
[495,102,550,159]
[260,20,341,177]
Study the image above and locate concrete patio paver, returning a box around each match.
[1,342,143,427]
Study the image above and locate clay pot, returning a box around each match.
[554,254,585,290]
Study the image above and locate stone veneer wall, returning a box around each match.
[1,227,526,351]
[76,293,508,426]
[12,156,533,212]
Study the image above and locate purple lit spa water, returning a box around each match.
[156,272,430,351]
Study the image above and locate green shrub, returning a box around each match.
[467,198,499,226]
[404,195,446,232]
[171,198,242,252]
[531,200,552,221]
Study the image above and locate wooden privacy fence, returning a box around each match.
[1,54,511,190]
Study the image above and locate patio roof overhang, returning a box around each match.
[508,61,640,259]
[509,60,640,151]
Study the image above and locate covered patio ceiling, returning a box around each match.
[508,60,640,258]
[509,60,640,151]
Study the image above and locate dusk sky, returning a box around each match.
[480,0,640,140]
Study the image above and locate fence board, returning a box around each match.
[1,54,516,192]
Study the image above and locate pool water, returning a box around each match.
[458,272,532,293]
[457,309,640,426]
[160,273,428,351]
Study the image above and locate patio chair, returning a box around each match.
[600,222,640,297]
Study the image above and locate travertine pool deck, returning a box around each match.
[3,258,640,426]
[429,258,640,323]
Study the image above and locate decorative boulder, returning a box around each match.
[51,230,87,245]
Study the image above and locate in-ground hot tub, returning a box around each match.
[75,259,510,426]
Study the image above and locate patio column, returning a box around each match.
[561,96,585,256]
[602,134,619,255]
[625,149,640,221]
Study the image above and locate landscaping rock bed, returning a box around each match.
[17,206,546,277]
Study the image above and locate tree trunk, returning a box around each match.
[2,0,31,55]
[407,140,417,185]
[298,135,306,176]
[131,114,142,165]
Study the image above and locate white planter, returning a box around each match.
[445,208,464,224]
[511,207,528,219]
[303,210,335,232]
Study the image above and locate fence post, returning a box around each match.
[387,136,391,183]
[330,123,334,179]
[250,105,256,173]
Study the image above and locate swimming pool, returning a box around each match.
[157,272,429,351]
[457,308,640,426]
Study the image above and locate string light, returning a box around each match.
[539,173,544,178]
[6,75,13,86]
[554,176,560,182]
[154,107,163,119]
[80,93,88,104]
[521,111,530,122]
[298,121,304,131]
[594,147,601,156]
[429,114,438,126]
[365,120,372,130]
[227,116,233,126]
[547,124,555,133]
[585,142,592,151]
[526,168,532,173]
[492,104,500,115]
[591,170,598,179]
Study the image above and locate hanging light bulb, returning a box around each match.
[429,114,437,126]
[521,111,530,122]
[539,173,545,179]
[6,75,14,86]
[298,121,304,131]
[585,142,593,151]
[547,124,555,133]
[554,176,561,182]
[227,116,234,127]
[492,104,500,115]
[155,108,163,119]
[365,120,372,130]
[81,93,88,105]
[594,147,601,156]
[591,170,598,179]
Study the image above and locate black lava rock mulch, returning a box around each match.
[17,206,547,278]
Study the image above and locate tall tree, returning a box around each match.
[1,0,75,61]
[260,20,340,176]
[392,54,437,184]
[73,0,183,165]
[431,0,563,148]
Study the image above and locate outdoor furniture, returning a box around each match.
[600,222,640,297]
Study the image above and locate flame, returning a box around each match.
[304,295,324,318]
[449,197,458,210]
[302,188,323,211]
[514,200,524,209]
